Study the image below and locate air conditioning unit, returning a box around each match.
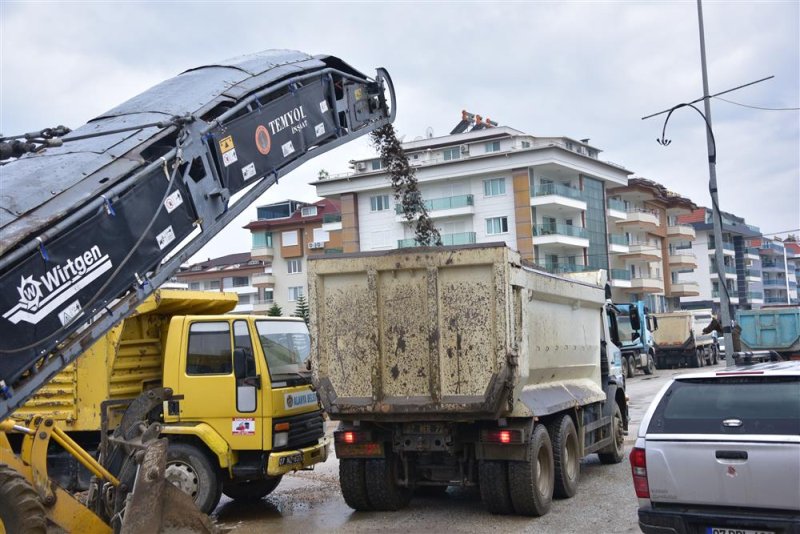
[460,144,470,154]
[308,242,324,249]
[355,162,367,171]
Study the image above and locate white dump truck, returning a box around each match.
[309,244,627,516]
[652,310,718,368]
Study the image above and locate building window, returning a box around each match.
[443,147,460,161]
[370,195,390,212]
[189,282,200,290]
[521,140,531,148]
[485,141,500,153]
[282,230,298,247]
[209,280,221,290]
[486,217,509,235]
[186,322,232,375]
[232,276,249,287]
[483,178,506,197]
[371,160,383,171]
[238,294,251,305]
[263,288,274,302]
[252,231,273,249]
[313,227,329,243]
[288,259,302,274]
[288,286,304,302]
[300,206,318,217]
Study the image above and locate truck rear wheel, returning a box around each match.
[365,454,411,511]
[643,353,655,375]
[0,465,47,534]
[222,476,282,501]
[690,348,702,368]
[508,424,554,516]
[620,357,630,380]
[598,402,625,464]
[479,460,514,514]
[625,356,635,378]
[548,415,579,499]
[339,459,373,511]
[165,442,222,514]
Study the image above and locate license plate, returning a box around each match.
[278,452,303,466]
[405,423,445,434]
[706,528,774,534]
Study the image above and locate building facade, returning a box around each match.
[175,252,262,313]
[751,237,799,305]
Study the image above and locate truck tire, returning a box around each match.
[479,460,514,515]
[690,349,701,368]
[0,465,47,534]
[620,357,630,380]
[547,415,579,499]
[712,345,719,365]
[222,476,282,501]
[165,442,222,514]
[625,356,635,378]
[508,424,554,516]
[643,353,655,375]
[339,459,373,511]
[598,402,625,464]
[365,454,411,511]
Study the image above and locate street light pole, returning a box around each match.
[696,0,734,366]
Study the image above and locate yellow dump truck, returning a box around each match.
[12,289,329,514]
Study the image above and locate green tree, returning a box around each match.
[294,295,310,325]
[267,303,283,317]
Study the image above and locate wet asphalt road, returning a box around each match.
[211,362,723,534]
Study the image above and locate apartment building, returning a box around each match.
[678,208,764,313]
[312,119,632,276]
[606,178,698,312]
[245,199,342,314]
[751,237,799,305]
[175,252,262,313]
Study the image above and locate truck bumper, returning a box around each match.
[266,437,330,476]
[638,505,800,534]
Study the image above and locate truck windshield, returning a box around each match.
[255,321,311,377]
[617,315,635,343]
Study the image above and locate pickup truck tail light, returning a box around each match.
[630,446,650,499]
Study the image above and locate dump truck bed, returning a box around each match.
[309,244,607,421]
[737,306,800,354]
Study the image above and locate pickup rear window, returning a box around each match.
[648,376,800,435]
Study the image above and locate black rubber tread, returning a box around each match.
[620,357,630,380]
[547,415,580,499]
[478,460,515,515]
[626,356,635,378]
[0,464,47,534]
[643,354,655,375]
[339,459,373,511]
[508,424,554,516]
[690,349,701,368]
[365,456,411,511]
[222,476,282,501]
[598,403,625,465]
[165,442,222,514]
[712,345,719,365]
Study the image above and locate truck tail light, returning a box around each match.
[334,430,372,444]
[481,428,523,444]
[630,447,650,499]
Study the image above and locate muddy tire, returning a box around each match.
[690,349,701,368]
[508,424,554,516]
[479,460,514,514]
[339,459,373,511]
[365,455,411,511]
[0,464,47,534]
[222,476,282,501]
[626,356,635,378]
[165,442,222,514]
[548,415,580,499]
[643,353,655,375]
[598,403,625,464]
[620,357,630,380]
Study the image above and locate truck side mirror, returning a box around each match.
[650,317,658,331]
[604,283,612,301]
[629,307,641,330]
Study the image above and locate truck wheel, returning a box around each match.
[690,349,701,368]
[479,460,514,514]
[222,476,282,501]
[643,354,655,375]
[620,357,630,380]
[339,459,373,511]
[625,356,635,378]
[712,345,719,365]
[598,403,625,464]
[165,442,222,514]
[0,465,47,534]
[365,454,411,511]
[508,424,554,516]
[547,415,579,499]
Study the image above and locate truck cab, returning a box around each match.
[615,301,658,378]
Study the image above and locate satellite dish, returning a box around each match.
[426,126,434,138]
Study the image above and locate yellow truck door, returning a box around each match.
[177,319,263,450]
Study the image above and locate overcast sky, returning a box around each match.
[2,1,798,262]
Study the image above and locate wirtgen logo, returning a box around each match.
[3,245,112,325]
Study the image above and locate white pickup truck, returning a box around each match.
[632,361,800,534]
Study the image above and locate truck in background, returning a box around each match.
[309,244,627,516]
[736,305,800,360]
[615,301,658,378]
[652,310,718,368]
[12,289,328,514]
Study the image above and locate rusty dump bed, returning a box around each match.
[309,244,607,421]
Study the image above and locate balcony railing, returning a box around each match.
[627,207,659,216]
[325,248,343,254]
[765,296,789,304]
[748,292,764,300]
[763,279,787,286]
[709,241,735,252]
[322,213,342,223]
[762,259,783,268]
[543,263,594,274]
[398,231,477,248]
[609,234,628,246]
[745,247,760,256]
[532,183,584,200]
[610,269,631,281]
[745,269,761,278]
[709,264,737,275]
[712,289,736,298]
[395,194,474,214]
[607,198,626,212]
[532,223,588,239]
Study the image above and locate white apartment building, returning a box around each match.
[312,121,632,273]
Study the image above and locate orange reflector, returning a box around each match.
[275,422,290,432]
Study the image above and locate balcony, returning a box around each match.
[712,290,740,304]
[670,281,700,297]
[745,247,760,259]
[396,194,474,220]
[322,213,342,231]
[618,208,659,232]
[542,263,594,274]
[398,231,477,248]
[761,259,784,271]
[668,250,697,269]
[531,223,589,249]
[708,241,735,255]
[607,198,627,221]
[610,269,632,288]
[744,269,762,280]
[626,276,664,294]
[747,292,764,302]
[608,234,629,253]
[709,264,737,279]
[763,278,787,287]
[765,296,789,304]
[530,184,587,212]
[759,241,784,255]
[252,299,275,313]
[251,273,276,286]
[251,246,274,261]
[666,224,696,240]
[621,242,662,262]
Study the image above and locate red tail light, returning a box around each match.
[481,428,523,444]
[334,430,372,444]
[629,447,650,499]
[343,431,355,444]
